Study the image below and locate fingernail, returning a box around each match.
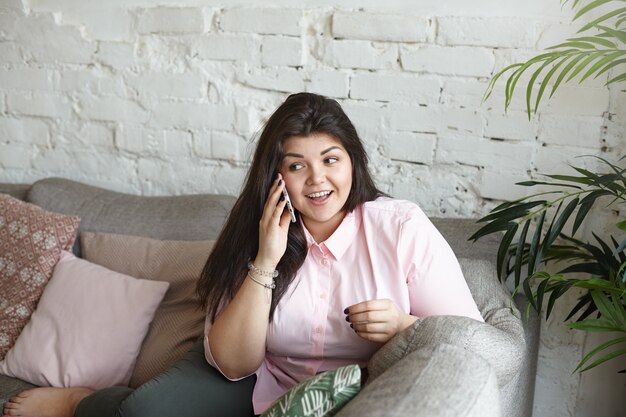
[278,179,282,185]
[279,194,285,202]
[343,308,349,314]
[345,316,350,322]
[350,323,353,328]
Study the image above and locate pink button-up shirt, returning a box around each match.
[204,197,483,414]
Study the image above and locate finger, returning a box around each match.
[353,330,392,343]
[350,321,389,334]
[346,299,392,315]
[347,310,392,326]
[261,177,285,221]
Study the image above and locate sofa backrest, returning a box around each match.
[0,177,499,264]
[24,178,236,256]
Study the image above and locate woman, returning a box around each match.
[2,93,482,417]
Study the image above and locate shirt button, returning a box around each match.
[315,326,323,333]
[320,293,326,299]
[321,259,329,266]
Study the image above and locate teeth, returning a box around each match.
[307,191,331,198]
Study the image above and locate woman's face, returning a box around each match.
[279,133,353,242]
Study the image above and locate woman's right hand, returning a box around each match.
[255,173,292,269]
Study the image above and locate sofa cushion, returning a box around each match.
[26,178,235,256]
[261,364,361,417]
[0,251,169,389]
[0,193,80,360]
[80,232,215,387]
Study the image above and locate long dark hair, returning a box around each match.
[197,92,384,321]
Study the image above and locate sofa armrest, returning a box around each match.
[337,343,500,417]
[368,313,525,388]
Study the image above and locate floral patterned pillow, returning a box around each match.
[0,193,80,360]
[261,364,361,417]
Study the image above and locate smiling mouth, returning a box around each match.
[306,191,332,199]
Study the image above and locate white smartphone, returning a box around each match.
[282,187,297,223]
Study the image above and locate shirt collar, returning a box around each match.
[301,206,362,260]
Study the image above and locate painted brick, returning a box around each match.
[58,123,114,148]
[0,69,54,91]
[137,7,205,34]
[126,72,205,100]
[211,131,244,161]
[151,102,235,130]
[0,9,19,41]
[0,143,33,168]
[441,79,490,109]
[59,8,132,41]
[0,117,48,145]
[220,8,302,36]
[389,103,441,133]
[261,36,302,67]
[543,85,610,117]
[58,69,125,96]
[442,108,484,135]
[307,70,349,99]
[479,170,531,201]
[0,42,21,63]
[332,12,431,42]
[401,46,494,77]
[115,125,164,155]
[239,68,305,93]
[533,145,602,174]
[192,131,212,158]
[387,132,436,165]
[328,40,398,70]
[163,129,192,156]
[340,101,389,137]
[77,95,150,123]
[7,93,73,119]
[539,114,604,148]
[437,135,533,172]
[484,110,536,141]
[15,14,95,64]
[194,34,259,61]
[235,105,266,136]
[438,17,539,48]
[350,73,441,104]
[96,42,135,70]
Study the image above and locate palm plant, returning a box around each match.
[470,156,626,371]
[483,0,626,118]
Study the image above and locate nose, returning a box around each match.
[306,164,326,185]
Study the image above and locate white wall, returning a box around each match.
[0,0,624,415]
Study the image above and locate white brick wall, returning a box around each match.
[0,2,624,416]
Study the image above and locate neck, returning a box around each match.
[303,211,346,243]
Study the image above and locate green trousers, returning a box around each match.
[74,339,256,417]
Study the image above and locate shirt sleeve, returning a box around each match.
[398,206,484,322]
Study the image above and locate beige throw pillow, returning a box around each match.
[80,232,214,388]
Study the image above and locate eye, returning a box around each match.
[325,157,338,164]
[289,162,304,171]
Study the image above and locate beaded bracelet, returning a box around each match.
[247,261,279,279]
[247,272,276,290]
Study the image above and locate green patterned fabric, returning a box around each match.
[261,364,361,417]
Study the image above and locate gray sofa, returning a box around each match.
[0,177,539,416]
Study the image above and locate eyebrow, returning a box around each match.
[283,146,343,159]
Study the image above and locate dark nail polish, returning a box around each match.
[279,194,285,202]
[278,179,282,185]
[350,323,353,328]
[345,316,350,322]
[343,308,349,314]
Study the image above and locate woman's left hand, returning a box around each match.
[345,299,418,343]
